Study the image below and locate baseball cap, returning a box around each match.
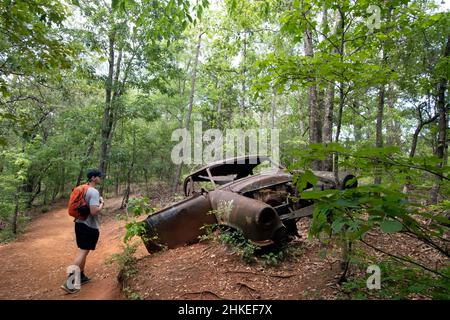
[87,169,105,180]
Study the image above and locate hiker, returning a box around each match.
[61,169,105,294]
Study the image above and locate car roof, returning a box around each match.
[185,155,279,182]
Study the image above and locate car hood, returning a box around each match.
[218,170,292,193]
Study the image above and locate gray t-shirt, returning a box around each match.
[76,187,101,229]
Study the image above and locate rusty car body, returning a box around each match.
[141,155,357,253]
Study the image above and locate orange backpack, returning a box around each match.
[68,184,90,220]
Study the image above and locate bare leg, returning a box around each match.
[73,249,90,272]
[80,250,90,272]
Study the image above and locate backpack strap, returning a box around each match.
[82,184,90,202]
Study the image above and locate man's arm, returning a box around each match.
[89,202,104,215]
[88,190,104,215]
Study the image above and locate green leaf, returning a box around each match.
[332,219,346,233]
[112,0,121,11]
[295,169,318,190]
[301,189,337,199]
[380,219,403,233]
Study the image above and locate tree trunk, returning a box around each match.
[76,139,95,186]
[430,36,450,204]
[333,83,345,181]
[51,187,58,202]
[27,179,41,208]
[43,188,48,205]
[115,168,120,196]
[121,129,136,209]
[374,6,392,185]
[374,84,385,185]
[143,168,150,197]
[59,160,65,196]
[172,32,203,193]
[403,113,438,193]
[323,82,334,172]
[12,191,19,234]
[304,19,321,170]
[217,98,222,130]
[271,89,276,129]
[99,29,116,187]
[304,27,319,145]
[241,30,247,116]
[332,7,345,179]
[320,5,330,152]
[385,86,400,146]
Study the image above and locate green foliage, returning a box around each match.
[218,229,258,264]
[341,259,450,300]
[212,226,303,267]
[261,251,285,267]
[122,287,142,300]
[293,144,449,242]
[198,222,219,242]
[291,143,449,297]
[106,241,139,281]
[0,2,447,305]
[0,0,76,98]
[117,197,155,244]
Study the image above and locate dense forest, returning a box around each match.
[0,0,448,300]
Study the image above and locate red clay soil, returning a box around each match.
[0,194,447,300]
[0,196,147,300]
[125,219,344,300]
[125,218,448,300]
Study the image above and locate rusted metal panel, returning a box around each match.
[221,173,292,194]
[141,156,358,255]
[208,190,287,243]
[143,194,217,253]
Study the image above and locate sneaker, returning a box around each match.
[80,273,91,285]
[60,279,80,294]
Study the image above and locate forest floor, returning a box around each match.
[124,217,448,300]
[0,190,447,300]
[0,195,147,300]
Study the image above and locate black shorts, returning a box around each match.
[75,222,99,250]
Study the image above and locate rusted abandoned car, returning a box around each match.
[141,155,357,253]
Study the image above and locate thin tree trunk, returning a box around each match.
[43,187,48,205]
[59,160,65,195]
[332,7,345,180]
[271,89,276,129]
[403,113,438,193]
[241,31,247,116]
[217,98,222,130]
[12,190,19,234]
[374,6,392,185]
[385,85,400,146]
[334,83,345,182]
[115,167,120,196]
[304,28,319,145]
[172,32,203,193]
[27,179,41,208]
[51,187,58,202]
[430,36,450,204]
[143,168,150,197]
[323,83,334,171]
[296,88,306,138]
[374,84,385,185]
[304,16,321,170]
[354,123,362,142]
[76,139,95,186]
[410,127,421,159]
[121,129,136,209]
[99,29,116,185]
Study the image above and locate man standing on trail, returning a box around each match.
[61,169,105,294]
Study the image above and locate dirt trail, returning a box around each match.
[0,196,145,300]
